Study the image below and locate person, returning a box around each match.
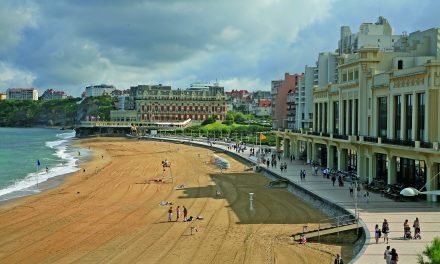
[349,184,353,197]
[303,170,306,180]
[334,254,343,264]
[101,154,104,159]
[83,168,85,173]
[384,245,392,264]
[356,183,361,196]
[382,219,390,244]
[390,248,398,264]
[183,206,188,222]
[168,207,173,222]
[46,166,49,173]
[364,191,370,203]
[331,175,336,186]
[404,219,411,239]
[374,224,381,244]
[413,217,420,236]
[176,206,181,221]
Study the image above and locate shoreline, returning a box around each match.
[0,138,111,210]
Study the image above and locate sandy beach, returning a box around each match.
[0,139,349,263]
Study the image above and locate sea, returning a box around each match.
[0,127,89,202]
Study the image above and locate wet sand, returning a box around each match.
[0,139,349,263]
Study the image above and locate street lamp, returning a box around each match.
[400,171,440,200]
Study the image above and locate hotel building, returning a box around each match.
[41,89,67,100]
[6,88,38,100]
[275,25,440,202]
[110,83,226,122]
[84,84,116,97]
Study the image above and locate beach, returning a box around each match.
[0,139,350,263]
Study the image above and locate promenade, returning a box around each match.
[158,136,440,264]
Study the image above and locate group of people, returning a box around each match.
[383,246,399,264]
[167,205,189,222]
[403,217,421,239]
[279,162,288,172]
[299,170,306,181]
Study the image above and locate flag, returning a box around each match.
[260,134,267,140]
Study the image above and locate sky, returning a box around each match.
[0,0,439,96]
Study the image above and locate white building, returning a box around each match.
[338,16,401,55]
[85,84,116,97]
[6,88,38,100]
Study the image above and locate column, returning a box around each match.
[329,100,334,134]
[283,138,290,158]
[317,103,322,132]
[337,148,347,171]
[424,90,429,141]
[412,92,417,141]
[290,138,295,158]
[306,142,312,163]
[313,103,317,131]
[311,142,317,162]
[327,145,334,169]
[389,95,395,139]
[345,100,350,135]
[352,99,356,135]
[357,151,366,182]
[276,136,281,152]
[368,154,377,184]
[338,97,343,135]
[323,103,327,133]
[387,155,397,184]
[426,162,439,202]
[401,95,407,140]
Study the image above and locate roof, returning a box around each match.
[259,100,271,107]
[7,88,36,91]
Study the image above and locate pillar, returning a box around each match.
[387,155,397,184]
[327,145,334,169]
[337,148,347,171]
[351,99,356,135]
[357,150,366,182]
[368,153,377,184]
[283,138,290,158]
[329,100,334,134]
[313,103,317,131]
[338,97,343,135]
[389,94,395,139]
[401,94,407,140]
[412,92,417,141]
[311,142,317,162]
[426,162,439,202]
[276,136,281,152]
[317,103,322,132]
[345,100,350,135]
[306,142,312,163]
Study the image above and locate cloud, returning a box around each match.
[0,1,38,53]
[0,0,439,96]
[0,62,36,88]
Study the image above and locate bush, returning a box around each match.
[418,237,440,264]
[201,116,216,126]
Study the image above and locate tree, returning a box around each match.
[418,237,440,264]
[201,116,216,125]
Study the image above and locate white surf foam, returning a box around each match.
[0,131,82,198]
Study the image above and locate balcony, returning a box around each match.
[333,134,348,140]
[420,141,433,149]
[363,136,378,143]
[322,132,330,137]
[310,131,320,136]
[381,138,415,147]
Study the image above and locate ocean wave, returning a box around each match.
[0,131,82,198]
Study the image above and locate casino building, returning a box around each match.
[275,27,440,202]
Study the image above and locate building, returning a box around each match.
[0,93,6,100]
[41,89,67,100]
[276,25,440,202]
[338,16,401,55]
[111,83,226,123]
[250,99,271,117]
[84,84,116,97]
[271,73,303,129]
[6,88,38,100]
[225,89,251,113]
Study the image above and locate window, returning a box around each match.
[398,60,403,70]
[417,93,425,141]
[395,95,401,139]
[406,94,413,140]
[378,97,387,138]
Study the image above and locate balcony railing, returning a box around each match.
[381,138,415,147]
[322,132,330,137]
[310,131,320,136]
[333,134,348,140]
[363,136,378,143]
[420,141,433,149]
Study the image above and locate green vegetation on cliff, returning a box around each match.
[0,96,117,127]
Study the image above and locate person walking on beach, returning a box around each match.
[334,254,343,264]
[374,224,381,244]
[390,248,399,264]
[384,245,392,264]
[183,206,188,222]
[176,206,181,221]
[168,207,173,222]
[382,219,390,244]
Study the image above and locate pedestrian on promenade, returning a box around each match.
[349,184,353,197]
[390,248,399,264]
[300,170,303,181]
[384,245,391,264]
[382,219,389,244]
[331,175,336,186]
[364,191,370,203]
[374,224,382,244]
[183,206,188,222]
[413,217,420,235]
[168,207,173,222]
[303,170,306,181]
[176,206,181,221]
[334,254,343,264]
[356,183,361,197]
[266,160,270,168]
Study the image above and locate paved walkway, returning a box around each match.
[154,136,440,264]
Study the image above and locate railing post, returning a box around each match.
[318,223,320,242]
[337,216,340,237]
